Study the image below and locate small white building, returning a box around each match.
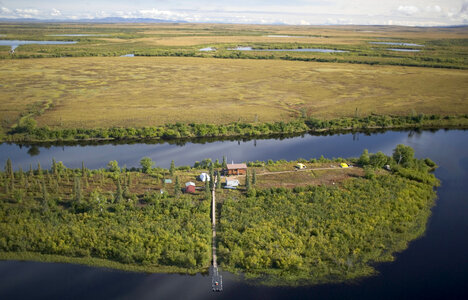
[199,173,211,182]
[225,179,240,187]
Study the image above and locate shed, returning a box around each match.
[185,181,196,187]
[199,172,211,182]
[225,163,247,176]
[164,179,172,184]
[185,185,196,194]
[226,179,240,187]
[340,163,349,168]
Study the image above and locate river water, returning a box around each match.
[0,129,467,299]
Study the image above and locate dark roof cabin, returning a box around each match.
[225,163,247,175]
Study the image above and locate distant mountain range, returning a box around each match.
[0,18,466,27]
[0,17,187,23]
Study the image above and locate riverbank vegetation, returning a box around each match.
[218,146,439,285]
[4,114,468,143]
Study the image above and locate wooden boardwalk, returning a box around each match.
[211,176,222,292]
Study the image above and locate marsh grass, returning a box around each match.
[1,57,467,134]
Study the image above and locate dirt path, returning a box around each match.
[234,166,350,177]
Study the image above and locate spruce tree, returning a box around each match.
[52,158,57,176]
[73,177,82,204]
[170,160,175,177]
[216,172,221,189]
[41,179,48,211]
[29,164,33,177]
[115,179,123,203]
[245,171,251,191]
[222,156,227,168]
[205,178,211,199]
[37,162,42,177]
[252,169,257,185]
[209,162,214,175]
[209,170,215,190]
[81,161,86,178]
[5,177,9,194]
[174,176,181,196]
[18,167,23,183]
[5,158,13,179]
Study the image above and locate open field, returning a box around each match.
[1,56,467,132]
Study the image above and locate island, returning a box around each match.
[0,145,439,285]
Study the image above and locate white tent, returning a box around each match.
[199,173,211,182]
[226,179,239,187]
[185,182,196,187]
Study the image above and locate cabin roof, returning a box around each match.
[226,163,247,170]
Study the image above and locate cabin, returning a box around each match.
[184,185,196,194]
[225,163,247,175]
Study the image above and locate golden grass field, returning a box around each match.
[0,56,467,129]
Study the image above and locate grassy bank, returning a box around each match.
[5,114,468,143]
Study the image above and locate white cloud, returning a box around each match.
[51,8,61,17]
[397,5,419,16]
[13,8,39,18]
[1,6,10,14]
[426,5,441,13]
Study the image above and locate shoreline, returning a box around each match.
[3,115,468,144]
[0,252,207,275]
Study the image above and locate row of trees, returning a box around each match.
[9,114,467,142]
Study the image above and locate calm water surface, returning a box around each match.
[0,40,77,51]
[227,47,348,53]
[388,48,421,52]
[369,42,424,47]
[0,129,467,300]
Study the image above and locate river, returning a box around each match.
[0,129,467,299]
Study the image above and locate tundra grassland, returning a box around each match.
[1,57,467,135]
[1,23,467,69]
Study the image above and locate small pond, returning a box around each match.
[388,48,421,52]
[0,40,77,51]
[199,47,216,51]
[369,42,424,47]
[265,35,308,38]
[227,46,348,53]
[48,34,108,37]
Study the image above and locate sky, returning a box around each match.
[0,0,467,26]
